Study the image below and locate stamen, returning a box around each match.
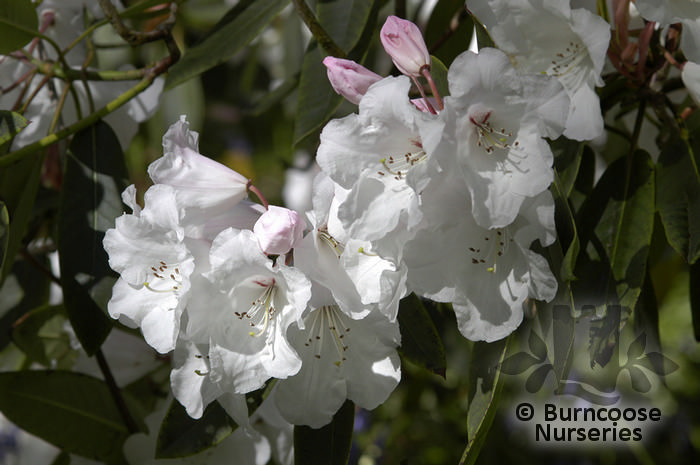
[378,149,428,180]
[545,41,586,77]
[318,226,345,258]
[143,260,183,292]
[467,228,514,273]
[305,305,351,366]
[238,280,277,337]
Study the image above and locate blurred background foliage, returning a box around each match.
[2,0,700,464]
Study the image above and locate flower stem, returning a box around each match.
[291,0,346,58]
[247,182,270,210]
[421,67,444,110]
[95,349,139,434]
[410,75,437,114]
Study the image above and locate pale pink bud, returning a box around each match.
[323,56,382,105]
[253,206,305,255]
[380,15,431,77]
[410,97,438,113]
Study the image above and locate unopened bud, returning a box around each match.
[253,206,305,255]
[380,15,431,77]
[323,57,382,105]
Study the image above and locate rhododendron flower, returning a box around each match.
[323,56,382,104]
[380,15,431,77]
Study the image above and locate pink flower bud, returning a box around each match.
[380,16,431,77]
[323,56,383,105]
[253,206,305,255]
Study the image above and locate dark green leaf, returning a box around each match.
[527,328,547,361]
[397,293,447,377]
[0,258,51,352]
[165,0,290,90]
[551,136,584,198]
[627,365,651,393]
[429,55,449,100]
[0,0,38,55]
[459,338,508,465]
[499,352,540,375]
[156,400,238,459]
[0,201,7,274]
[0,371,145,464]
[626,332,646,361]
[294,399,355,465]
[466,8,494,49]
[656,136,700,263]
[551,304,574,394]
[293,0,377,145]
[636,352,679,376]
[691,260,700,341]
[0,153,43,286]
[50,451,71,465]
[58,121,130,355]
[0,111,29,148]
[424,0,473,65]
[525,363,553,393]
[11,304,75,368]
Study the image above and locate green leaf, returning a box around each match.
[294,399,355,465]
[165,0,290,90]
[11,304,76,368]
[459,337,509,465]
[50,451,71,465]
[551,304,574,393]
[656,136,700,263]
[551,137,584,198]
[0,0,38,55]
[397,293,447,377]
[293,0,377,145]
[691,260,700,342]
[0,153,43,287]
[155,400,238,459]
[527,329,547,361]
[0,111,29,148]
[58,121,130,355]
[499,352,539,375]
[429,55,450,100]
[0,371,145,464]
[424,0,473,65]
[597,151,655,310]
[0,202,7,274]
[466,8,494,49]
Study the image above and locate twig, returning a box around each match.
[95,349,140,434]
[291,0,346,58]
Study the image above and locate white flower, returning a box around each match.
[184,228,311,394]
[316,76,441,252]
[148,116,250,226]
[433,48,568,229]
[293,173,407,321]
[404,186,557,342]
[274,283,401,428]
[470,0,609,140]
[103,185,196,354]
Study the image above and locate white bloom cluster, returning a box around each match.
[102,6,607,435]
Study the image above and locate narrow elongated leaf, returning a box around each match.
[0,0,38,54]
[156,400,238,459]
[294,399,355,465]
[429,55,449,100]
[0,153,43,286]
[165,0,289,90]
[691,260,700,341]
[0,202,7,274]
[0,111,29,148]
[656,136,700,263]
[552,304,574,393]
[0,371,144,464]
[459,337,509,465]
[397,293,446,377]
[551,137,584,198]
[58,121,129,355]
[293,0,377,144]
[597,150,655,310]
